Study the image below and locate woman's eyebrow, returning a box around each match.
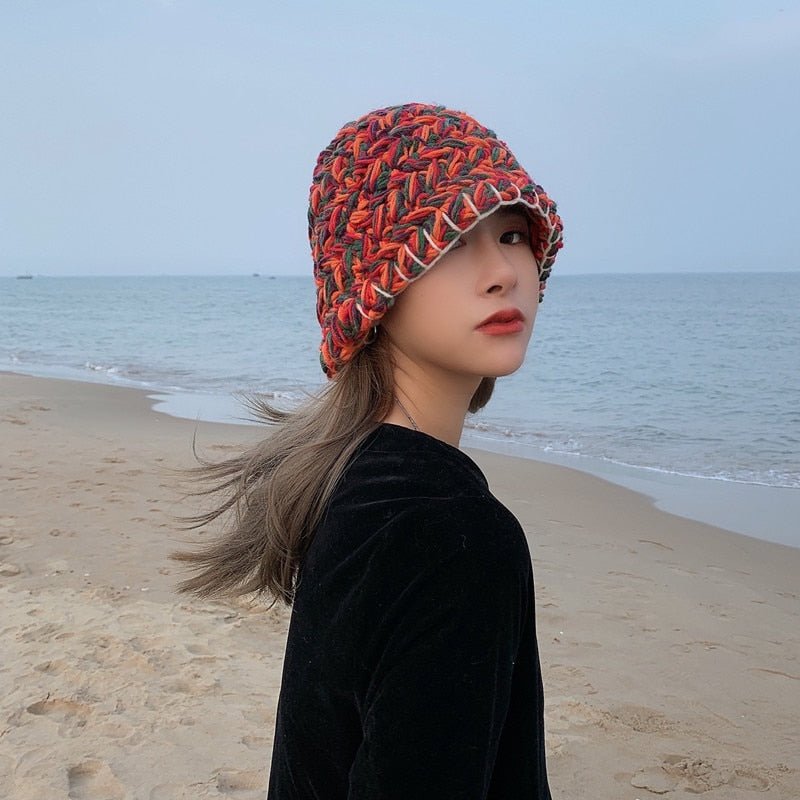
[494,206,529,220]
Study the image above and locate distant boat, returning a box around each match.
[16,274,33,280]
[252,272,260,277]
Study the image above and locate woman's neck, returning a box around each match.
[382,364,481,448]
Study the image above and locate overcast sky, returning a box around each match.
[1,1,798,276]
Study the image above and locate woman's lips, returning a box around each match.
[476,319,525,335]
[476,307,525,335]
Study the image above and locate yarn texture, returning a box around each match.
[310,102,564,377]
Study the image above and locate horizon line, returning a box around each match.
[3,268,799,279]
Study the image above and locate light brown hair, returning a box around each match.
[171,327,495,607]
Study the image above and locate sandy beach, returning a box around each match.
[1,371,798,799]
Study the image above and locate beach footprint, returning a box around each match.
[216,769,265,794]
[612,704,674,734]
[241,734,268,751]
[630,766,678,795]
[633,754,773,794]
[67,760,125,800]
[731,768,772,791]
[33,658,69,674]
[27,696,91,736]
[664,754,734,793]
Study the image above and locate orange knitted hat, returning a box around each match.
[310,102,564,377]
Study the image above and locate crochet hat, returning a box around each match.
[310,102,564,377]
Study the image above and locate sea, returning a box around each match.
[2,272,799,547]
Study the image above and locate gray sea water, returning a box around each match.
[3,273,798,486]
[2,272,799,544]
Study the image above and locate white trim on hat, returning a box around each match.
[402,244,432,272]
[371,283,394,299]
[422,229,444,253]
[487,183,504,201]
[462,193,480,217]
[440,211,463,233]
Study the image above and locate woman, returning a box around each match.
[173,102,564,798]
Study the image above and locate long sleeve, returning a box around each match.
[268,423,551,800]
[346,499,537,799]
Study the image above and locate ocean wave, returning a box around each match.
[84,361,119,374]
[462,419,800,490]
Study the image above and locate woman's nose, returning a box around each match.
[479,239,519,295]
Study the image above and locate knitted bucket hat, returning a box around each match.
[310,102,564,377]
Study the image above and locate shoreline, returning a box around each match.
[2,371,799,798]
[6,370,800,548]
[10,367,793,549]
[5,366,798,550]
[464,432,800,550]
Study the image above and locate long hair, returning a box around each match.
[171,326,495,607]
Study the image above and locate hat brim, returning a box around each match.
[319,172,563,376]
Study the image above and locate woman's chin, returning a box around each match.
[475,355,527,378]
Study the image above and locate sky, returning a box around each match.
[1,1,799,277]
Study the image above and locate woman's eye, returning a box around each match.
[501,229,529,245]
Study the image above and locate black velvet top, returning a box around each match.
[267,423,550,799]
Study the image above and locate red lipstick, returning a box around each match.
[476,308,525,335]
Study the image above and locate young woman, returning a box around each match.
[172,102,564,799]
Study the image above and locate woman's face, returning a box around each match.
[380,205,542,383]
